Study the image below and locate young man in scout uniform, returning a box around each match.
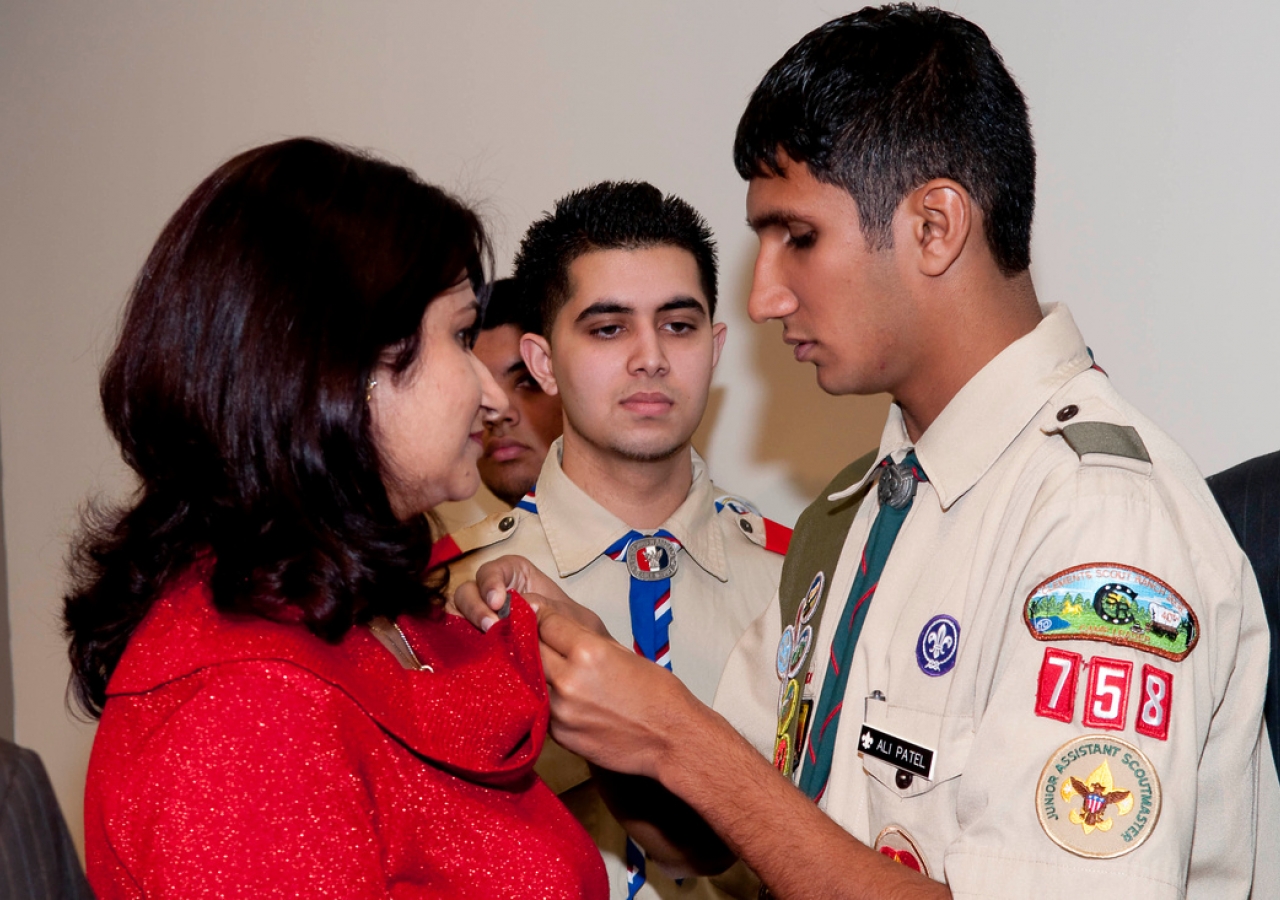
[473,278,563,507]
[446,181,789,900]
[461,6,1279,898]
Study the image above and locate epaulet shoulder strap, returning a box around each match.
[716,496,793,556]
[777,449,878,629]
[1059,421,1150,463]
[428,507,527,571]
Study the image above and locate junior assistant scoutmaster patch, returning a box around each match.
[1024,563,1198,661]
[1036,734,1161,859]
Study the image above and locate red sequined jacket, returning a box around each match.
[85,562,608,899]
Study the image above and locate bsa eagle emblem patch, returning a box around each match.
[1036,734,1161,859]
[1024,563,1198,661]
[625,536,679,581]
[785,625,813,679]
[873,826,930,878]
[916,614,960,676]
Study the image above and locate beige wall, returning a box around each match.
[2,0,1278,851]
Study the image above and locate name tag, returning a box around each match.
[857,724,935,780]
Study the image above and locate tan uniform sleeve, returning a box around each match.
[942,462,1270,898]
[713,591,784,762]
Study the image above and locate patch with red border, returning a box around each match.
[1024,563,1198,661]
[1033,649,1172,741]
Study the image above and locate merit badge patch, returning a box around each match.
[776,625,795,681]
[916,614,960,677]
[1024,564,1198,661]
[777,678,800,732]
[799,572,823,625]
[873,826,930,878]
[785,625,813,679]
[772,733,790,773]
[1036,735,1161,859]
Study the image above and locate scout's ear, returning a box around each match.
[711,321,727,368]
[899,178,972,277]
[520,333,559,396]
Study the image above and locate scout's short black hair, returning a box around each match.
[734,4,1035,274]
[512,181,718,334]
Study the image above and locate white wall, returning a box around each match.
[2,0,1278,851]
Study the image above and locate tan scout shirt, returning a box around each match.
[714,305,1278,898]
[448,441,785,900]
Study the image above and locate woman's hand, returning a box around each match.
[449,554,609,637]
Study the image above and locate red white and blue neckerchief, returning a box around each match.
[517,488,681,896]
[605,530,680,670]
[515,489,538,514]
[604,528,682,894]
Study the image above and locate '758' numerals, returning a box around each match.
[1034,648,1171,741]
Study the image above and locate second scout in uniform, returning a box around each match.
[457,6,1280,898]
[445,182,789,900]
[472,278,563,508]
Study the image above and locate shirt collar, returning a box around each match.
[535,438,728,581]
[828,304,1092,509]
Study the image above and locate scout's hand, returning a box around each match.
[537,604,694,779]
[451,554,608,636]
[538,608,735,875]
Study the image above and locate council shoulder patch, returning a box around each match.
[1036,734,1161,859]
[1024,563,1198,661]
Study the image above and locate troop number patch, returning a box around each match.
[1036,734,1161,859]
[1024,563,1198,661]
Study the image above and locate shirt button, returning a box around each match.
[895,770,914,790]
[1056,405,1079,422]
[498,516,515,532]
[739,518,754,534]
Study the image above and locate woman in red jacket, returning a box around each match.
[63,137,607,899]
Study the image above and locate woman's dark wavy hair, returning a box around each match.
[64,137,490,717]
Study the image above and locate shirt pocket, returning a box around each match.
[860,698,974,799]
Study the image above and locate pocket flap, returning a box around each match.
[860,698,973,798]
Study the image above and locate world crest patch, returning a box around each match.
[1023,563,1198,661]
[916,614,960,677]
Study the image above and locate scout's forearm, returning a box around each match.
[590,765,735,877]
[653,696,951,900]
